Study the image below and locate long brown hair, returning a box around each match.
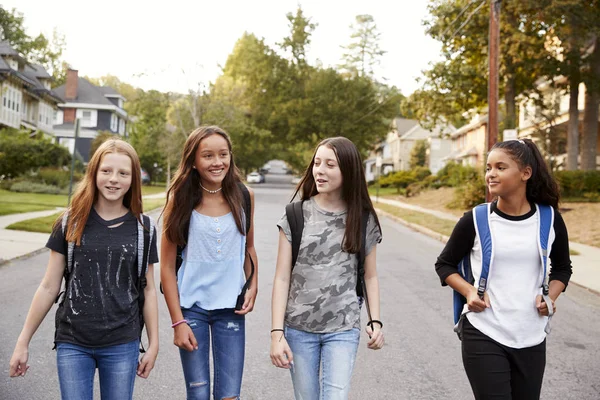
[293,136,381,253]
[491,139,560,209]
[162,126,245,245]
[55,139,143,245]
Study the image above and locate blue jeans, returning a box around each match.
[285,326,360,400]
[56,340,139,400]
[180,305,245,400]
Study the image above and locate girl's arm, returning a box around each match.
[137,263,159,378]
[9,250,65,377]
[270,229,294,369]
[237,187,258,315]
[160,233,197,352]
[364,247,384,350]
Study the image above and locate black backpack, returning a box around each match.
[160,182,254,311]
[56,212,154,352]
[285,201,372,319]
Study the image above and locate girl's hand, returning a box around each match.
[466,287,490,313]
[270,332,294,369]
[366,325,384,350]
[235,286,257,315]
[173,323,198,352]
[137,346,158,379]
[9,344,30,378]
[536,295,556,316]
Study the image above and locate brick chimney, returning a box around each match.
[65,69,79,100]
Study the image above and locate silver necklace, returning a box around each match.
[200,183,222,194]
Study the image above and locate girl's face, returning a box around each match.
[485,149,531,198]
[96,152,133,205]
[194,134,231,187]
[313,145,343,196]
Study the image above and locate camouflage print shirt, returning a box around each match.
[277,197,382,333]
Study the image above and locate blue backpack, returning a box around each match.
[453,203,555,335]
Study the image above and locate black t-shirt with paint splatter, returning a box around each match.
[47,208,158,348]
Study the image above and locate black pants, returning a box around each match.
[461,317,546,400]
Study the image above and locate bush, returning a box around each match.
[436,162,479,187]
[29,167,82,189]
[554,170,600,199]
[0,130,71,178]
[379,170,417,193]
[447,176,486,209]
[10,181,64,194]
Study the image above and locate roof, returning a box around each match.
[27,64,52,79]
[452,114,488,137]
[97,86,120,95]
[400,122,457,141]
[392,117,419,135]
[54,77,116,106]
[0,41,21,57]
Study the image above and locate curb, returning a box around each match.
[374,207,598,296]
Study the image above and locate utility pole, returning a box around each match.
[67,118,80,206]
[486,0,501,202]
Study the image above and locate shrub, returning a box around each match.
[447,176,486,209]
[0,130,71,178]
[379,170,417,193]
[436,162,479,187]
[30,167,82,189]
[555,170,600,199]
[10,181,64,194]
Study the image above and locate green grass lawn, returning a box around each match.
[6,198,165,233]
[142,184,167,196]
[0,189,68,216]
[368,186,401,197]
[374,203,457,237]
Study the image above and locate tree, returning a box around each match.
[582,36,600,170]
[340,14,386,78]
[410,140,428,168]
[89,131,119,158]
[279,7,316,70]
[0,7,66,82]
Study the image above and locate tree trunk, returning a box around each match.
[581,38,600,171]
[581,90,599,170]
[504,74,517,130]
[567,75,580,170]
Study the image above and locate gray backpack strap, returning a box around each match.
[61,212,74,274]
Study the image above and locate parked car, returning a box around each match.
[246,172,265,184]
[291,176,301,185]
[141,168,151,185]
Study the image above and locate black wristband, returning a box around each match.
[270,328,284,334]
[367,320,383,329]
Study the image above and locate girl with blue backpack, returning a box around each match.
[270,136,384,400]
[8,139,159,400]
[160,126,258,400]
[435,139,573,400]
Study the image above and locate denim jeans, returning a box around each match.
[180,305,245,400]
[285,326,360,400]
[56,340,139,400]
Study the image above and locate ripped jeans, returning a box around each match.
[179,305,245,400]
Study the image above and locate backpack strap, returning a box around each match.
[235,183,255,310]
[238,182,251,235]
[536,204,555,332]
[357,210,372,321]
[473,203,493,298]
[286,201,305,269]
[137,214,152,352]
[55,211,75,306]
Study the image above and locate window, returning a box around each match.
[82,110,92,122]
[110,113,118,131]
[118,98,123,108]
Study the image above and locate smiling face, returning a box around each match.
[194,133,231,189]
[95,152,133,205]
[485,149,531,199]
[312,145,343,196]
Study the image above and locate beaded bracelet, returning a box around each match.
[171,319,188,328]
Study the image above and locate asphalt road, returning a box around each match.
[1,178,599,399]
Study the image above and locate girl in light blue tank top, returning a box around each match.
[161,126,258,400]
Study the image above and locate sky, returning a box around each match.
[4,0,442,96]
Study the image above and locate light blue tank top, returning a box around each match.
[178,210,246,310]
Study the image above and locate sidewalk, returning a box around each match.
[372,196,600,295]
[0,193,166,265]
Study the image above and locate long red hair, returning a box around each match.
[54,139,143,245]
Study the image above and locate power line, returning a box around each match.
[441,0,480,38]
[449,0,487,42]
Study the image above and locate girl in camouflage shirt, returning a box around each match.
[271,137,384,400]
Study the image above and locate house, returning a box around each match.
[518,78,600,169]
[396,123,456,173]
[53,69,128,161]
[0,41,62,135]
[445,113,488,167]
[364,117,417,182]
